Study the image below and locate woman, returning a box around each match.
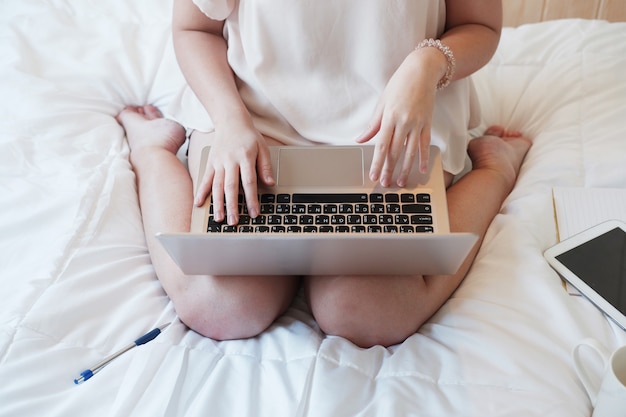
[116,0,531,347]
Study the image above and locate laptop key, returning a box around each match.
[293,204,306,214]
[386,204,401,213]
[261,194,275,203]
[347,215,361,224]
[339,204,353,214]
[293,193,368,203]
[363,215,377,224]
[402,204,432,214]
[207,224,222,233]
[323,204,338,214]
[395,215,410,224]
[252,216,267,225]
[303,226,318,233]
[416,193,431,203]
[315,215,330,225]
[371,204,385,214]
[331,215,346,225]
[276,204,290,214]
[401,193,415,203]
[299,215,314,225]
[354,204,369,213]
[207,216,224,232]
[284,215,298,225]
[268,215,282,225]
[410,215,433,224]
[260,204,274,214]
[379,215,393,224]
[385,194,400,203]
[369,193,384,202]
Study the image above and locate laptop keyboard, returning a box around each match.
[207,192,434,234]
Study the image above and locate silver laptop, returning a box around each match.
[156,145,477,276]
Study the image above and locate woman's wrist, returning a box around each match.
[413,38,456,90]
[209,100,255,132]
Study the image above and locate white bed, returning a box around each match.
[1,1,626,416]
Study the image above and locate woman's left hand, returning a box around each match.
[356,47,445,187]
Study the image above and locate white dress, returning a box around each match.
[167,0,480,174]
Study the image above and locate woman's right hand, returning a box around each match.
[194,122,275,226]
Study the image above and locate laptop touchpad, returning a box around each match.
[277,147,364,187]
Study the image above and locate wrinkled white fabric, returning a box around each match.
[3,1,626,415]
[193,0,236,20]
[169,0,478,174]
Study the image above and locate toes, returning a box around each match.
[115,106,136,124]
[115,105,164,126]
[484,125,524,139]
[143,104,163,120]
[484,125,505,137]
[115,106,145,126]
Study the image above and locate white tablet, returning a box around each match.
[544,219,626,330]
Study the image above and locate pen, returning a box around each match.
[74,322,171,385]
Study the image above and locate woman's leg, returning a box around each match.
[116,105,299,340]
[304,128,532,348]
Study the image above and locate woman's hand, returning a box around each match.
[356,47,446,187]
[174,3,275,226]
[194,122,274,226]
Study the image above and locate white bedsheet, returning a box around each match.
[1,1,626,416]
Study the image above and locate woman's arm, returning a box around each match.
[172,0,251,131]
[357,0,502,187]
[441,0,502,80]
[172,0,273,225]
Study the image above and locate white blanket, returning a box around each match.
[1,1,626,416]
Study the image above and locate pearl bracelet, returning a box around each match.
[415,38,456,90]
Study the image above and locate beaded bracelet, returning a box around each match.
[415,38,456,90]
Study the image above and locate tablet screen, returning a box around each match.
[555,227,626,314]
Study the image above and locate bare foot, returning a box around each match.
[468,125,532,192]
[116,105,186,156]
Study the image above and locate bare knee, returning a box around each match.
[174,292,275,341]
[171,276,299,341]
[305,276,432,348]
[313,305,421,348]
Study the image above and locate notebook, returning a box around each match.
[156,145,477,276]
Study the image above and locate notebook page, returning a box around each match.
[552,187,626,241]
